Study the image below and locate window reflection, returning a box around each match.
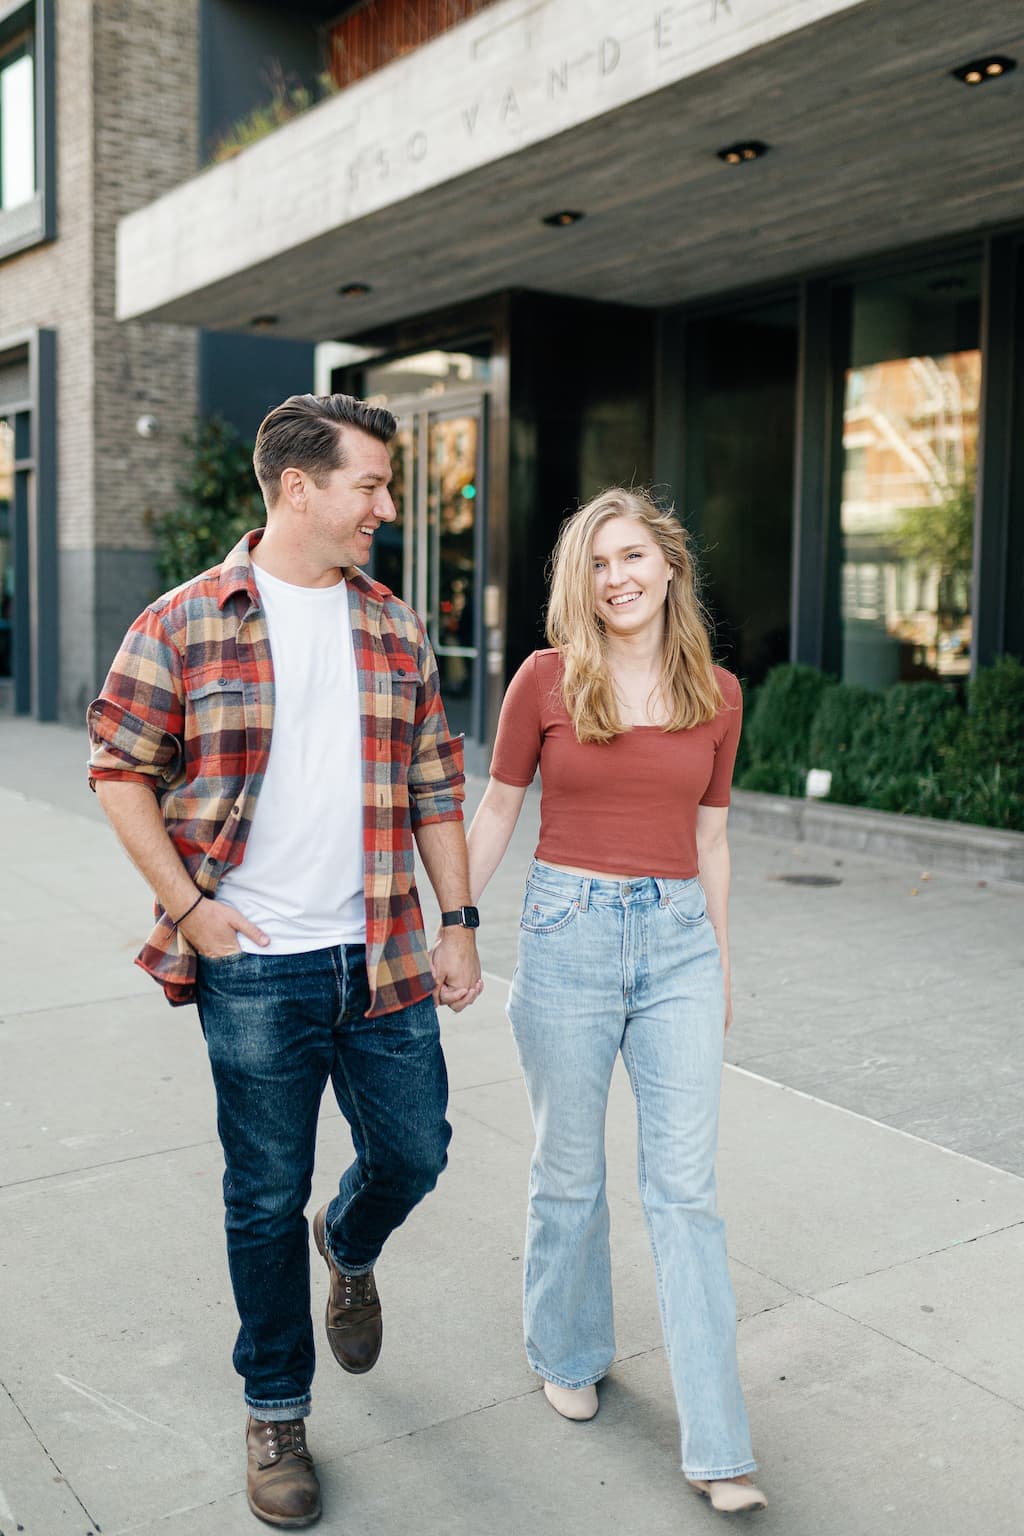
[373,422,413,598]
[363,346,491,404]
[0,35,35,212]
[840,266,981,684]
[428,415,478,734]
[369,410,480,741]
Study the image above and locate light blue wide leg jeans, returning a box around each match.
[507,861,756,1480]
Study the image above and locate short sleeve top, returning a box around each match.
[489,649,742,879]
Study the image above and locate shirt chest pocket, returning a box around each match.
[388,663,420,737]
[183,668,245,749]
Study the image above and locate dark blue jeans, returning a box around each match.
[196,944,451,1420]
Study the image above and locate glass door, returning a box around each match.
[374,399,485,744]
[423,408,481,741]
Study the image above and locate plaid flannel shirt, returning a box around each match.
[87,530,465,1014]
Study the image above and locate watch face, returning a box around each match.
[463,906,480,929]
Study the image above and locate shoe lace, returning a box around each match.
[259,1420,311,1465]
[342,1271,378,1308]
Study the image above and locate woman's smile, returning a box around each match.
[592,516,672,636]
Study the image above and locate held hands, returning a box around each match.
[177,896,269,957]
[430,929,483,1013]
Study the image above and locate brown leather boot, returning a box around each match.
[312,1204,383,1374]
[245,1417,321,1527]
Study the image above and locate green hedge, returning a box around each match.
[151,417,264,592]
[737,664,835,798]
[807,683,882,806]
[736,658,1024,832]
[947,656,1024,830]
[852,683,963,816]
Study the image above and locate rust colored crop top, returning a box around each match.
[489,649,743,879]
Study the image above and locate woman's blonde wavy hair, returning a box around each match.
[545,487,724,744]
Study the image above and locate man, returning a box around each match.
[88,393,482,1528]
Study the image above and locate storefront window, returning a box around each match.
[0,26,35,212]
[362,345,491,404]
[840,263,981,684]
[686,300,798,684]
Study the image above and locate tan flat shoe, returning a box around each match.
[689,1477,767,1514]
[542,1380,599,1421]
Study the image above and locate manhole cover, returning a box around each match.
[775,874,843,887]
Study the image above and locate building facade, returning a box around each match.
[0,0,314,720]
[4,0,1023,754]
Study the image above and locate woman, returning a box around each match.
[466,488,765,1514]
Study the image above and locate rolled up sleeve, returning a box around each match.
[407,637,465,829]
[87,608,185,791]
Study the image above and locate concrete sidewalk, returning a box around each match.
[1,718,1023,1536]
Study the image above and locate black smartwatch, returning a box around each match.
[440,906,480,929]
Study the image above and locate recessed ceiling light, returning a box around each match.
[951,55,1016,86]
[717,141,769,165]
[250,314,279,329]
[338,282,372,297]
[542,210,585,227]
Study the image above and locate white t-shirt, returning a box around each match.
[218,564,365,953]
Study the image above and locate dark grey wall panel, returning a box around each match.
[63,548,159,722]
[94,545,159,683]
[34,326,57,718]
[198,330,314,443]
[58,548,95,723]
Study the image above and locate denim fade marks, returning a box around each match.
[196,943,451,1420]
[507,861,756,1480]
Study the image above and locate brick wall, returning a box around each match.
[0,0,95,551]
[91,0,199,553]
[0,0,200,717]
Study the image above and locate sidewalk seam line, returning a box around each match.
[0,1135,221,1192]
[811,1217,1024,1290]
[3,988,155,1021]
[474,963,1024,1183]
[807,1293,1024,1415]
[722,1063,1024,1182]
[1,1376,102,1530]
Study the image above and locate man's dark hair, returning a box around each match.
[253,393,397,504]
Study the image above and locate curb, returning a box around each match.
[729,790,1024,884]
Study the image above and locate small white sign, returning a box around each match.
[805,768,833,799]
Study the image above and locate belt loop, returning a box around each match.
[579,878,591,913]
[655,876,669,908]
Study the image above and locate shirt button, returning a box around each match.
[231,806,241,817]
[217,676,229,686]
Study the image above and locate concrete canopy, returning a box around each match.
[117,0,1024,340]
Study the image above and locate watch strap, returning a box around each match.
[440,906,480,929]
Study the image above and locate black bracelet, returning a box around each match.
[170,891,203,929]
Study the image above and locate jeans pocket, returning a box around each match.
[665,880,707,927]
[520,893,580,935]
